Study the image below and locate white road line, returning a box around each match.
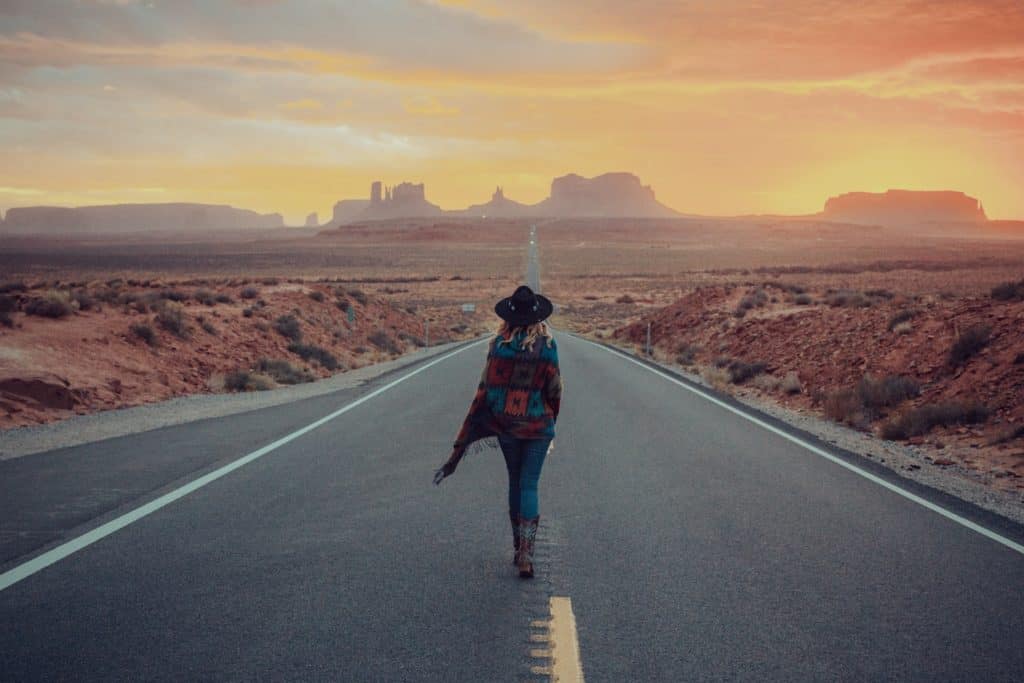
[549,596,585,682]
[0,337,490,593]
[579,336,1024,557]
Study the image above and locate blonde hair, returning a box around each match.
[495,319,554,352]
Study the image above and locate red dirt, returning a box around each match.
[607,285,1024,491]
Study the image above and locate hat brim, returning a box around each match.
[494,293,553,325]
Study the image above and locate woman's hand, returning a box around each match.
[433,460,456,485]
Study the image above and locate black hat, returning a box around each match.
[494,285,553,326]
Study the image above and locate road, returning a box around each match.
[1,229,1023,681]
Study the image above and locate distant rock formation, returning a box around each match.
[351,180,443,221]
[331,199,371,226]
[462,186,531,218]
[822,190,988,226]
[532,172,679,218]
[1,203,284,235]
[305,212,319,228]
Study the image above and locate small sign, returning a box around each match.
[461,303,476,313]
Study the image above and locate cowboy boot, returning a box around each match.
[517,515,539,578]
[510,510,521,564]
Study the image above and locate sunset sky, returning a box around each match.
[2,0,1023,223]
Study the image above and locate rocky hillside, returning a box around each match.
[1,203,284,235]
[607,279,1024,491]
[822,190,987,226]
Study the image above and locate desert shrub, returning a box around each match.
[224,370,274,392]
[308,290,325,302]
[354,345,369,354]
[130,322,158,346]
[274,314,303,342]
[450,323,469,334]
[71,290,96,311]
[857,374,920,410]
[865,289,894,299]
[794,294,812,305]
[752,374,781,392]
[726,360,767,384]
[193,289,217,305]
[215,293,233,304]
[348,289,368,306]
[368,330,401,354]
[24,291,74,319]
[702,365,731,390]
[243,307,254,318]
[240,286,259,300]
[824,374,919,427]
[0,294,17,313]
[1015,352,1024,365]
[990,279,1024,302]
[892,321,913,335]
[737,288,768,312]
[826,290,871,308]
[881,402,990,440]
[398,331,425,347]
[287,342,339,370]
[256,358,315,384]
[160,289,188,302]
[675,344,699,366]
[0,281,27,294]
[254,321,269,332]
[0,312,13,328]
[616,294,635,304]
[823,387,868,427]
[948,324,991,366]
[155,302,189,338]
[781,371,802,395]
[261,277,279,286]
[888,309,919,331]
[198,317,217,335]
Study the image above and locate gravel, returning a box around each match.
[0,336,486,461]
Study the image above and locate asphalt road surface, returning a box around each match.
[2,252,1024,680]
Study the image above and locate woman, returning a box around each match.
[433,285,562,578]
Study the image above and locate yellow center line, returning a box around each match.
[548,596,585,682]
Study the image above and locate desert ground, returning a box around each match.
[2,216,1023,500]
[538,217,1024,495]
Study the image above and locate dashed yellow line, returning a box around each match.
[548,596,585,682]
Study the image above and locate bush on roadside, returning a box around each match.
[398,331,425,347]
[159,289,189,302]
[256,358,315,384]
[781,371,802,395]
[71,290,96,311]
[881,402,989,440]
[130,322,157,346]
[948,324,991,366]
[726,360,767,384]
[308,290,325,303]
[240,286,260,300]
[794,293,813,305]
[193,289,217,305]
[823,374,919,428]
[24,291,74,318]
[348,289,368,306]
[224,370,275,392]
[274,314,302,342]
[990,279,1024,302]
[369,330,401,354]
[888,309,919,331]
[287,342,339,370]
[675,344,699,366]
[155,302,189,338]
[826,290,871,308]
[335,298,350,312]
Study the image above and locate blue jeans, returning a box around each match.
[498,434,551,519]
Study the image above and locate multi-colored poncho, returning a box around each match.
[448,331,562,467]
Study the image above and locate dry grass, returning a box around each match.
[881,402,990,440]
[948,324,991,366]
